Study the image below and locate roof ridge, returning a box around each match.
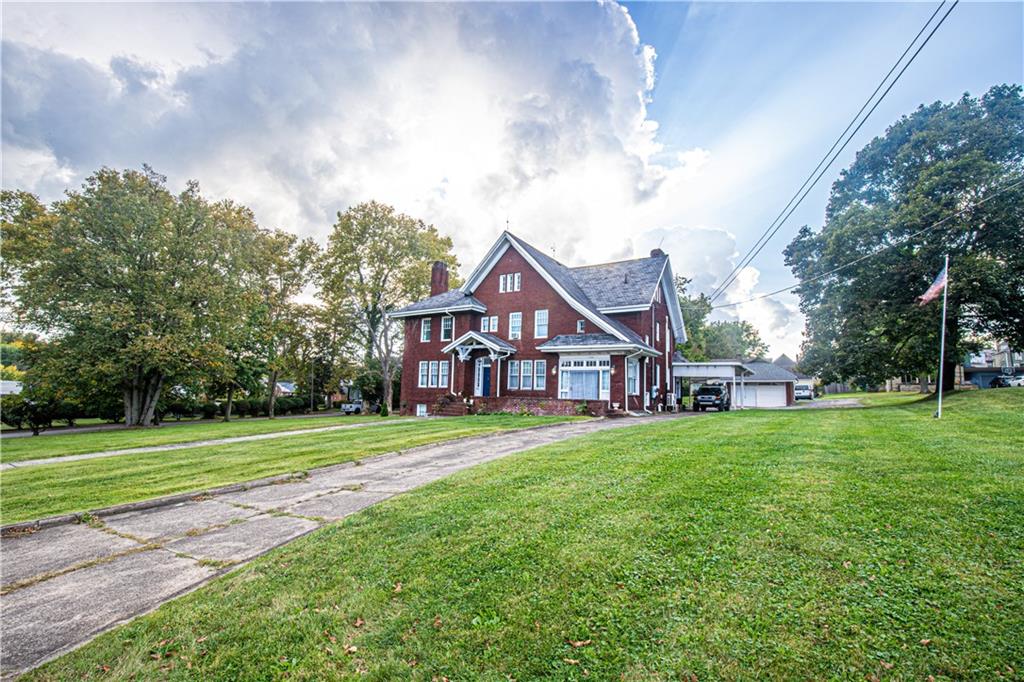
[570,254,666,270]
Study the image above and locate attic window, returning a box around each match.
[576,320,585,334]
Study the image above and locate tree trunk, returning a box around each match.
[941,313,959,394]
[918,375,930,394]
[268,369,279,418]
[380,356,392,415]
[124,368,164,427]
[224,385,234,422]
[942,359,957,393]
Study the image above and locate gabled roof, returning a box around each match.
[773,353,796,369]
[744,361,798,382]
[459,232,686,346]
[389,290,486,318]
[441,330,516,355]
[570,255,668,309]
[537,333,657,354]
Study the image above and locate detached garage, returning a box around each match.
[736,362,797,408]
[672,355,797,409]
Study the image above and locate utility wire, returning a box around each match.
[708,0,959,303]
[710,175,1024,310]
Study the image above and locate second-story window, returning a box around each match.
[441,316,453,341]
[481,316,490,333]
[499,273,521,293]
[420,318,432,342]
[490,315,498,333]
[534,309,548,338]
[509,312,522,340]
[576,319,585,334]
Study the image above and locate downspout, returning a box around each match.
[642,357,651,414]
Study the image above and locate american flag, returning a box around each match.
[917,264,948,306]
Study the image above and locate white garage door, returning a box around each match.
[741,383,787,408]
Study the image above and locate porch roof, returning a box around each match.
[442,330,517,355]
[536,333,657,355]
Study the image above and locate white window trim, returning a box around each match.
[490,315,498,332]
[481,316,490,333]
[441,316,453,341]
[420,318,432,343]
[508,360,520,390]
[534,309,549,339]
[521,360,533,390]
[576,320,585,334]
[557,354,611,400]
[535,359,546,390]
[509,312,522,340]
[499,274,506,293]
[418,361,429,388]
[627,358,640,396]
[439,360,450,389]
[513,272,521,291]
[416,404,428,417]
[428,360,439,388]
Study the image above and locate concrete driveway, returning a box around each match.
[0,415,688,677]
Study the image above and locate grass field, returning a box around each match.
[24,390,1023,680]
[0,414,390,463]
[0,415,575,524]
[819,391,929,407]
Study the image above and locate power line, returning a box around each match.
[707,0,959,304]
[710,175,1024,310]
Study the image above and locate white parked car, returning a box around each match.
[1009,375,1024,387]
[794,383,814,400]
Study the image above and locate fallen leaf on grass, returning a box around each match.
[354,617,365,628]
[344,645,358,655]
[393,582,403,593]
[920,639,932,646]
[880,661,894,670]
[568,639,592,648]
[433,616,443,629]
[563,658,579,665]
[843,561,852,569]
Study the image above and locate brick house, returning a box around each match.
[389,231,686,416]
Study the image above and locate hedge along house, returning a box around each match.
[389,231,687,416]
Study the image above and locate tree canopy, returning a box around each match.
[785,85,1024,387]
[675,276,770,361]
[318,201,460,414]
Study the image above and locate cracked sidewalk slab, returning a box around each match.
[0,415,685,677]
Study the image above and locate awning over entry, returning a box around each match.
[442,331,516,361]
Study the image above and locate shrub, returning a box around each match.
[54,400,82,427]
[199,402,219,419]
[233,399,250,417]
[1,393,25,430]
[380,402,389,417]
[574,402,590,416]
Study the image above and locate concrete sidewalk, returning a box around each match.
[1,417,415,470]
[0,414,688,677]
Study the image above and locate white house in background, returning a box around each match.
[0,380,23,396]
[672,355,797,408]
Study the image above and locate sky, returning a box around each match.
[2,1,1021,357]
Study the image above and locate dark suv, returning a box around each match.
[694,384,730,412]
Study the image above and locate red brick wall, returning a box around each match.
[398,244,679,415]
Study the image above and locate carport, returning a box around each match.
[671,356,754,409]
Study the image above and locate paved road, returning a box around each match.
[0,415,688,677]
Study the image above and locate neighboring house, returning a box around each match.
[389,231,686,416]
[275,381,297,397]
[0,380,23,396]
[961,340,1023,389]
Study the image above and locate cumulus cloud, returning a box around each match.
[1,0,803,355]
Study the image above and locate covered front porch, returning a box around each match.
[442,330,516,399]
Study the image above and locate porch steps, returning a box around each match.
[434,402,469,417]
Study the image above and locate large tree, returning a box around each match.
[2,168,255,425]
[318,201,459,414]
[785,85,1024,389]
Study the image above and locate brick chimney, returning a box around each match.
[430,261,449,296]
[650,248,665,258]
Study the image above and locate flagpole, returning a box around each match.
[936,253,949,419]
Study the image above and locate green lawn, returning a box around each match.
[0,414,390,463]
[25,390,1023,680]
[0,415,575,524]
[819,391,927,407]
